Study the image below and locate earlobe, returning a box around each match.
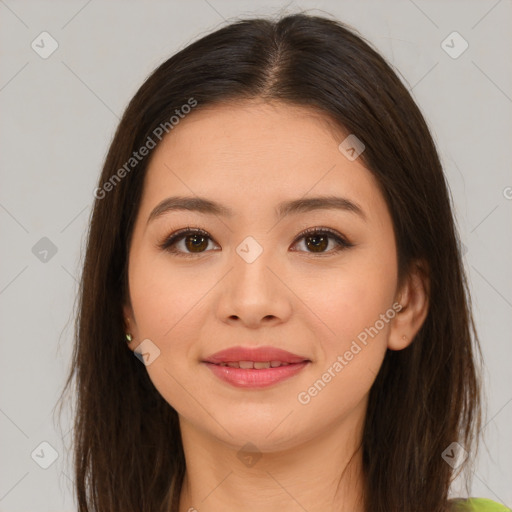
[123,303,136,349]
[388,260,430,351]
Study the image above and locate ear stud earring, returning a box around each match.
[126,333,133,343]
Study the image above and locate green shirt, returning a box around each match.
[451,498,511,511]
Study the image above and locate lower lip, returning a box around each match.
[203,361,310,388]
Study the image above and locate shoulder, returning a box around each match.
[450,498,511,511]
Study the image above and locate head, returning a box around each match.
[58,12,482,512]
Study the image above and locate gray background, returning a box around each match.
[0,0,511,510]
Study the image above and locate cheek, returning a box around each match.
[128,247,204,338]
[306,250,397,348]
[128,247,218,366]
[128,253,205,410]
[295,264,394,414]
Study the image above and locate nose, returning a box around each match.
[215,241,293,329]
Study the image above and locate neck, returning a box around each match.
[177,411,366,512]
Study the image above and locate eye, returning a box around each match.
[291,226,353,255]
[157,227,217,257]
[157,226,353,258]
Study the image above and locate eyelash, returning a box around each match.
[157,225,354,258]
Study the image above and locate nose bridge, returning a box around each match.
[231,233,276,294]
[217,232,290,324]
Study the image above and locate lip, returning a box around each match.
[202,346,311,389]
[203,346,309,364]
[204,361,310,388]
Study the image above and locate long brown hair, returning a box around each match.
[56,12,482,511]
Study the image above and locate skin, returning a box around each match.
[123,100,429,512]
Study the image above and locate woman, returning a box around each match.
[57,12,510,512]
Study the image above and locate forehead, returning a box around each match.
[139,100,387,225]
[150,100,349,172]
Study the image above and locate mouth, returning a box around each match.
[203,345,309,365]
[202,346,311,388]
[211,360,299,369]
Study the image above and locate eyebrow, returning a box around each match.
[146,194,367,225]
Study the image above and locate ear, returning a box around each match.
[123,302,137,350]
[388,259,430,350]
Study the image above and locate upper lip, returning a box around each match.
[203,346,310,364]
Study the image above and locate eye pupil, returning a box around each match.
[306,234,328,252]
[186,234,208,252]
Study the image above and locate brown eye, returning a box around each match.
[183,233,209,253]
[291,227,353,255]
[303,233,329,252]
[158,227,216,257]
[159,226,352,258]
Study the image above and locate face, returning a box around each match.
[124,100,411,452]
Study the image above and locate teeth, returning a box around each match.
[254,361,271,369]
[215,361,293,369]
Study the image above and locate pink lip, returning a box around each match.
[204,361,309,388]
[202,346,311,389]
[203,346,309,364]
